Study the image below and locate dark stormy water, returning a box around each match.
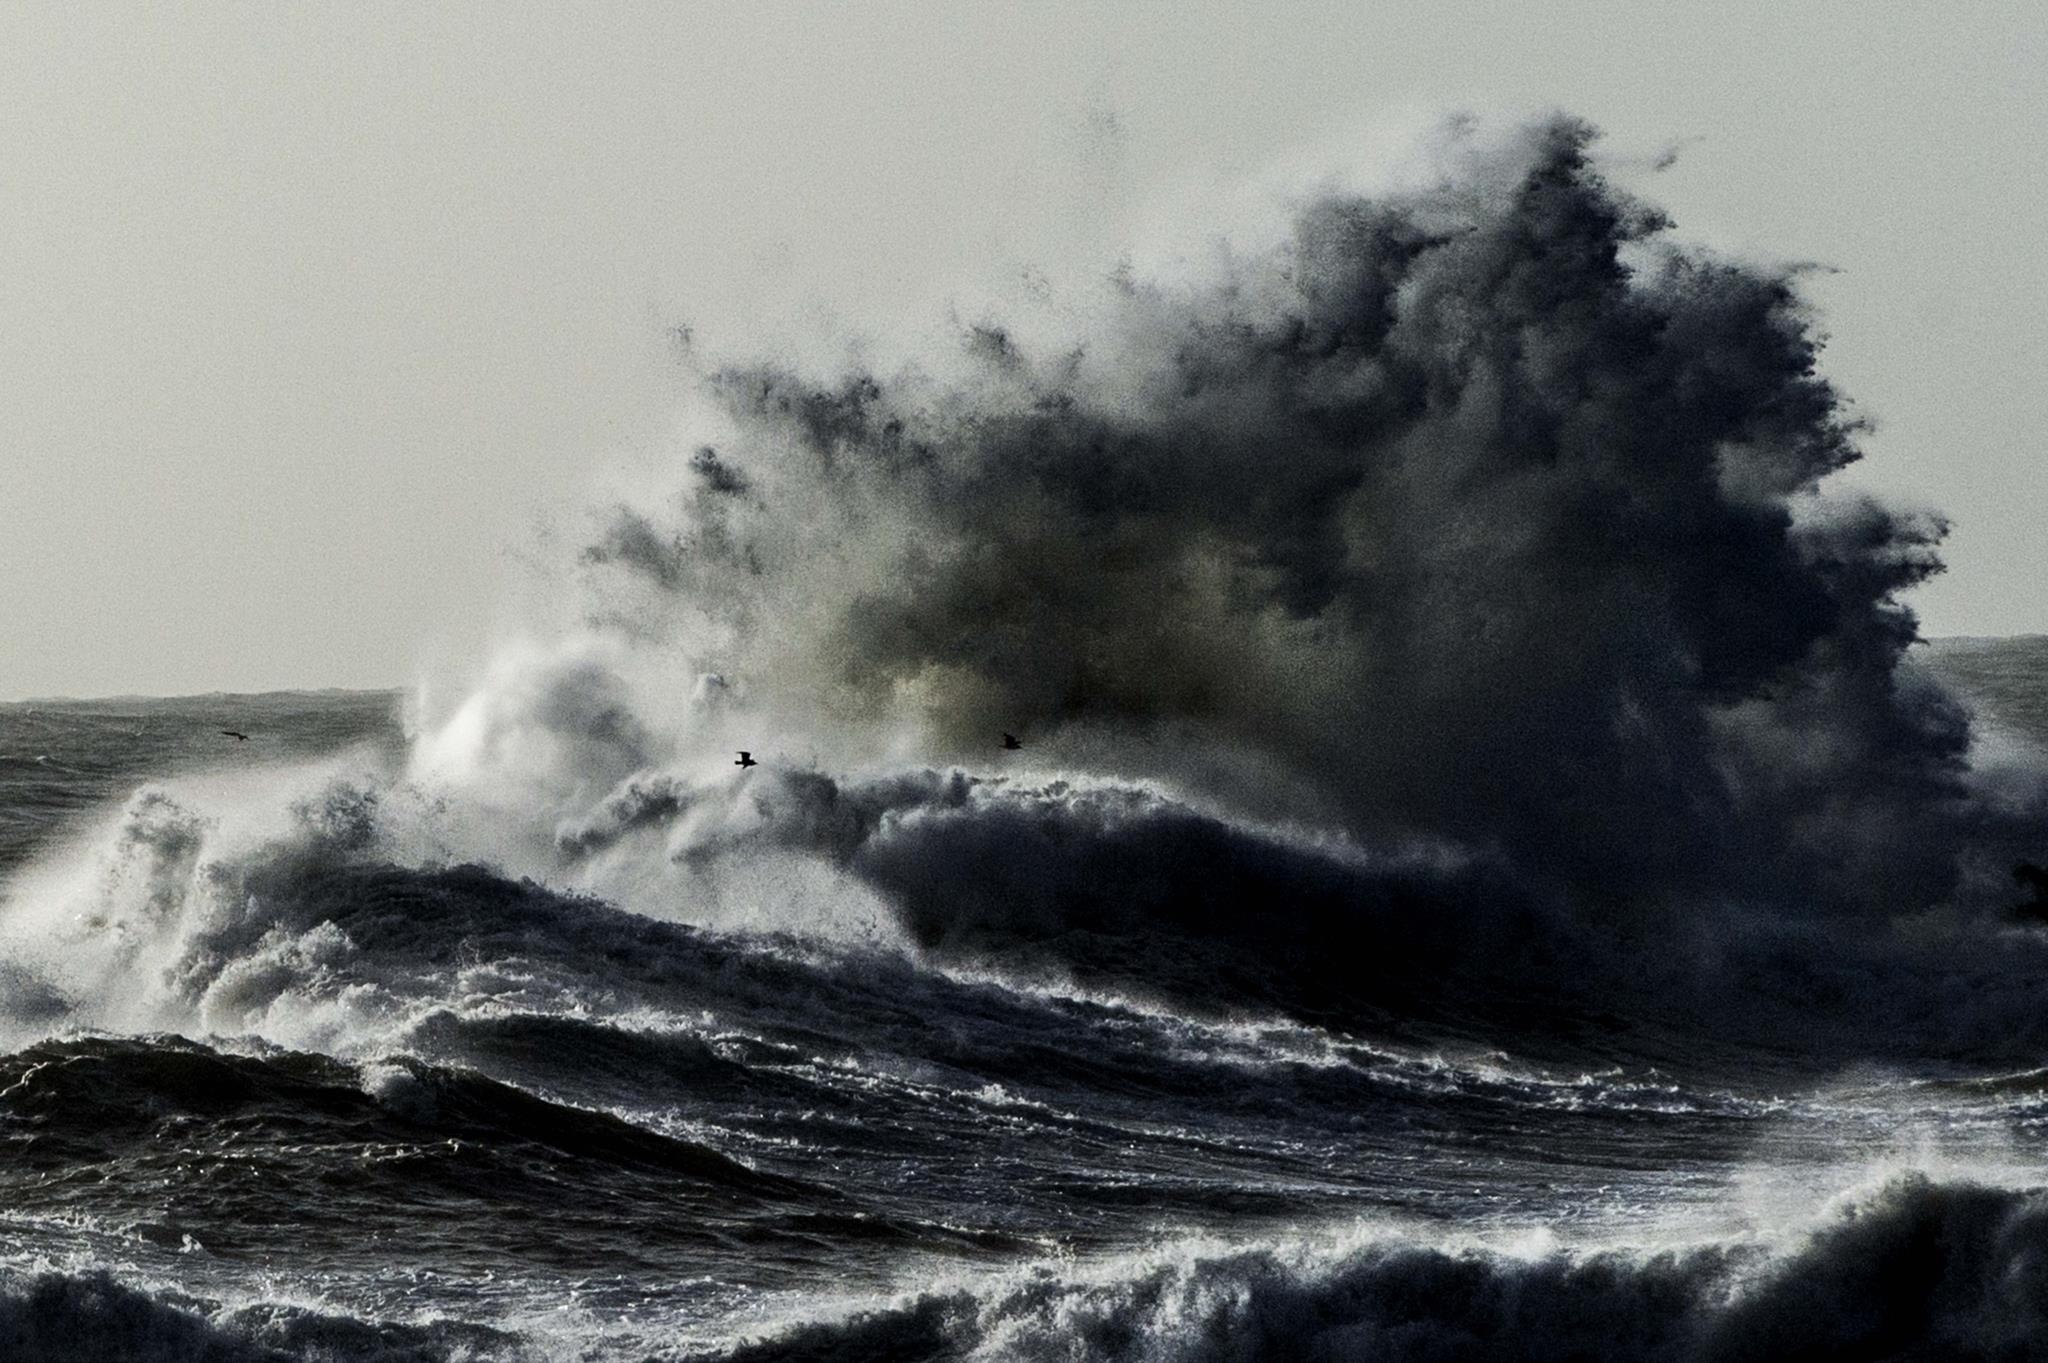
[11,119,2048,1360]
[0,644,2046,1361]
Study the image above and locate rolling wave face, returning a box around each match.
[11,1177,2044,1363]
[682,1176,2048,1363]
[0,1269,524,1363]
[19,754,2048,1090]
[0,1034,867,1290]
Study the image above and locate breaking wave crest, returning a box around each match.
[6,116,2038,1064]
[11,745,2048,1068]
[476,112,2045,923]
[691,1175,2048,1363]
[8,1174,2044,1363]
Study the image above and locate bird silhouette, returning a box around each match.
[1001,733,1021,751]
[220,730,249,742]
[734,751,757,769]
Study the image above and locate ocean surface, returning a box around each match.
[11,124,2048,1360]
[0,641,2044,1360]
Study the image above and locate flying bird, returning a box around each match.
[734,751,757,768]
[220,730,249,742]
[1002,733,1021,751]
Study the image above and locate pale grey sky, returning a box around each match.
[2,2,2042,698]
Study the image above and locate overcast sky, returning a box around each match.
[2,2,2041,698]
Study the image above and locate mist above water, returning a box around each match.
[403,115,2039,943]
